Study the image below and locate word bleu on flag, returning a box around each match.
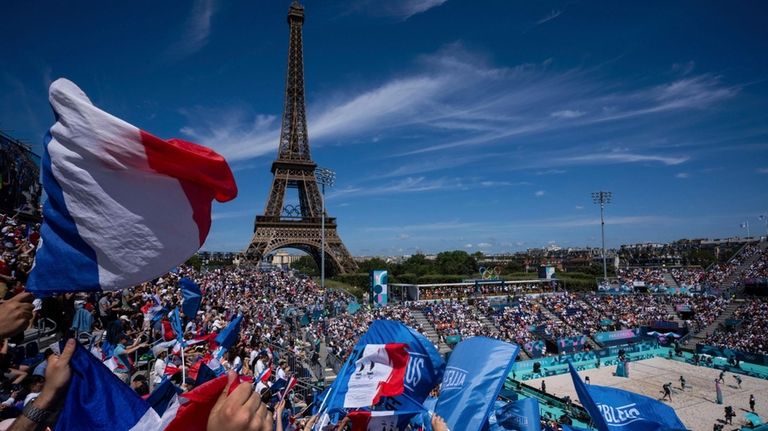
[343,343,409,408]
[435,337,520,431]
[324,320,445,415]
[486,398,541,431]
[568,363,688,431]
[28,78,237,294]
[180,277,202,317]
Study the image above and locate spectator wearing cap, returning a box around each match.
[112,334,146,384]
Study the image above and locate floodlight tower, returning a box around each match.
[315,167,336,291]
[592,191,612,279]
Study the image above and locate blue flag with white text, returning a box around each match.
[180,277,202,318]
[488,398,540,431]
[568,363,687,431]
[435,337,520,431]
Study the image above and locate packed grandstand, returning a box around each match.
[1,207,767,429]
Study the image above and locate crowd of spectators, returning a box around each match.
[705,297,768,355]
[743,248,768,280]
[0,201,766,430]
[415,300,495,341]
[616,268,667,288]
[540,293,604,338]
[417,282,545,300]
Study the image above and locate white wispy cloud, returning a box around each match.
[362,215,678,236]
[757,167,768,174]
[327,176,460,199]
[365,220,478,232]
[536,169,567,175]
[554,152,689,167]
[328,176,528,199]
[181,44,738,167]
[180,108,278,161]
[536,9,563,25]
[211,209,254,221]
[675,172,690,179]
[352,0,448,20]
[551,109,586,119]
[535,190,546,197]
[164,0,217,62]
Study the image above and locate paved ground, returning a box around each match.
[527,357,768,430]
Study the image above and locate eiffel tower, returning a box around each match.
[245,2,357,275]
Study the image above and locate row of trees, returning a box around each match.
[293,250,482,278]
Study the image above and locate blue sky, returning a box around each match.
[2,0,767,255]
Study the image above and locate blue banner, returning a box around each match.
[568,362,687,431]
[180,277,202,318]
[488,398,541,431]
[435,337,520,431]
[325,320,445,415]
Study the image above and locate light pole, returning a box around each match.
[592,191,612,280]
[315,167,335,292]
[760,214,767,239]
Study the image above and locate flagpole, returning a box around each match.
[181,344,186,386]
[315,352,353,418]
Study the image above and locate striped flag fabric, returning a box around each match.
[28,78,237,295]
[280,375,299,400]
[342,343,409,408]
[56,343,164,430]
[347,410,412,431]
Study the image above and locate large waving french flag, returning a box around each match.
[28,78,237,294]
[343,343,409,408]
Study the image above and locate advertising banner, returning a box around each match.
[557,335,588,354]
[371,270,388,307]
[594,328,640,345]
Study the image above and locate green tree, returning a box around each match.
[292,255,318,276]
[435,250,477,275]
[401,254,433,277]
[185,254,202,270]
[357,258,390,274]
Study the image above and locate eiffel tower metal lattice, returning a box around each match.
[245,2,357,275]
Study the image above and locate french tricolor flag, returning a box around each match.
[343,343,409,408]
[28,78,237,294]
[346,411,408,431]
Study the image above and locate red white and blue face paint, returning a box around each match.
[28,78,237,294]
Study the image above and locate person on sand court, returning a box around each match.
[750,394,756,412]
[679,375,686,390]
[715,379,723,404]
[662,383,672,401]
[733,374,742,388]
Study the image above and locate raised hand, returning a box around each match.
[208,371,273,431]
[0,293,34,338]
